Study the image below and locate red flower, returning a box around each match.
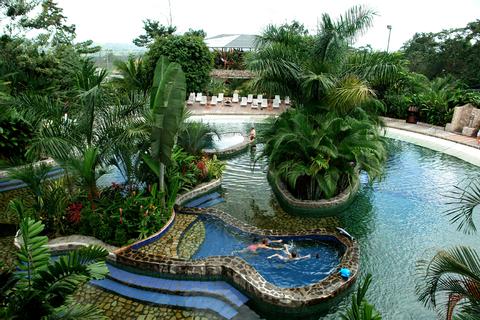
[67,202,83,224]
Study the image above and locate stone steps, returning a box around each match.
[89,263,259,319]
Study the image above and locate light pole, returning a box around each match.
[386,25,392,53]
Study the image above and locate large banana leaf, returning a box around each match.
[149,56,186,166]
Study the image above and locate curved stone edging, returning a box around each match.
[0,158,56,179]
[116,207,359,310]
[113,209,176,257]
[268,171,359,216]
[203,133,251,159]
[175,178,222,206]
[14,231,118,259]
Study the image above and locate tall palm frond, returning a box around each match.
[177,121,218,155]
[417,246,480,320]
[327,76,376,114]
[444,178,480,234]
[112,56,150,95]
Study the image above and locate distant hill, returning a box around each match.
[96,43,147,54]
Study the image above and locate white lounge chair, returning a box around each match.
[187,93,195,105]
[257,94,263,102]
[200,96,207,105]
[210,96,218,106]
[195,93,202,102]
[273,98,280,109]
[247,94,253,103]
[261,98,268,109]
[240,97,247,106]
[232,93,239,103]
[285,96,290,105]
[251,99,258,109]
[275,95,280,101]
[218,93,224,102]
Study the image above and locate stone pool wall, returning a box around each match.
[202,133,251,159]
[175,178,222,207]
[268,171,359,216]
[115,207,359,310]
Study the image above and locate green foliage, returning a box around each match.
[402,20,480,87]
[184,28,206,38]
[341,274,382,320]
[0,217,108,319]
[204,155,225,181]
[145,34,213,94]
[0,113,33,163]
[112,56,150,95]
[248,7,403,106]
[262,108,386,200]
[149,56,186,166]
[417,246,480,320]
[66,147,101,199]
[213,49,245,69]
[133,19,176,47]
[74,183,171,246]
[177,121,218,155]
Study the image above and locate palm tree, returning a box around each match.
[417,178,480,319]
[177,121,219,155]
[247,6,403,106]
[0,218,108,319]
[112,56,150,96]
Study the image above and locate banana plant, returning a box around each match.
[144,56,186,206]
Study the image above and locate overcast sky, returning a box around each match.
[58,0,480,51]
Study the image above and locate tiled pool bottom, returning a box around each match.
[74,283,219,320]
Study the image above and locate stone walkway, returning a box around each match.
[381,117,478,148]
[138,214,198,258]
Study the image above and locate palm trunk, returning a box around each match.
[159,162,165,207]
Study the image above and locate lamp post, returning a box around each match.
[386,25,392,53]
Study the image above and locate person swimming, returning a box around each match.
[240,238,283,253]
[267,244,311,261]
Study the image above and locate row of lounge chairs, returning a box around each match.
[187,93,290,109]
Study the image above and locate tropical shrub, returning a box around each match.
[145,34,213,94]
[0,114,33,163]
[341,274,382,320]
[261,109,386,200]
[177,121,218,155]
[204,155,226,181]
[0,218,108,320]
[73,183,170,246]
[213,49,245,69]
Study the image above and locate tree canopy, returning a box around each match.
[402,20,480,88]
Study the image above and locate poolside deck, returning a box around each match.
[382,117,478,149]
[187,98,289,115]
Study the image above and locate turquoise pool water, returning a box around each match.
[197,118,480,320]
[191,215,343,288]
[209,133,245,150]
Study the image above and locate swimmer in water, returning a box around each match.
[239,238,283,253]
[267,244,311,261]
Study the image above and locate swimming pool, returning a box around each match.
[190,215,343,288]
[209,132,245,150]
[194,117,480,319]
